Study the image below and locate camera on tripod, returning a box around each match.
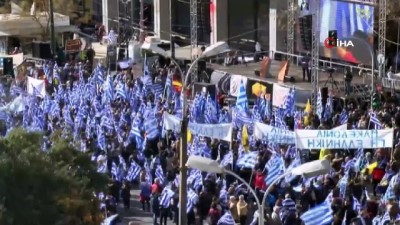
[326,67,336,74]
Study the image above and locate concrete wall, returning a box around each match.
[153,0,170,40]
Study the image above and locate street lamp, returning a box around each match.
[142,42,229,225]
[186,155,263,225]
[260,159,331,223]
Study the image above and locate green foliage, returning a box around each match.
[0,129,108,225]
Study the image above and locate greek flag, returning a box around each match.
[316,89,323,120]
[155,165,166,184]
[217,212,235,225]
[144,119,159,140]
[340,110,348,125]
[160,188,175,208]
[264,153,284,185]
[236,151,258,168]
[370,112,382,129]
[300,201,333,225]
[126,161,141,181]
[236,79,248,111]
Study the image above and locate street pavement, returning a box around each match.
[118,188,153,225]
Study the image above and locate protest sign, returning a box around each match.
[27,76,46,97]
[188,122,232,142]
[254,122,294,144]
[295,129,394,149]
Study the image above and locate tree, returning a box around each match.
[0,128,108,225]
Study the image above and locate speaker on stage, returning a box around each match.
[299,15,312,51]
[198,60,206,73]
[284,76,296,83]
[32,41,52,59]
[1,57,13,76]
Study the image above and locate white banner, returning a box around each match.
[295,129,394,149]
[229,75,247,97]
[163,113,181,133]
[332,124,347,130]
[272,84,290,108]
[27,76,46,97]
[189,122,232,142]
[163,113,233,142]
[254,122,294,144]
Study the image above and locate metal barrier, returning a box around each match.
[381,78,400,91]
[270,50,377,76]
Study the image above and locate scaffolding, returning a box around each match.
[190,0,198,83]
[286,0,296,62]
[378,0,387,77]
[310,0,320,109]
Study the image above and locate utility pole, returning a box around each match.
[170,0,175,59]
[49,0,56,57]
[139,0,144,43]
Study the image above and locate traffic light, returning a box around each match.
[328,30,337,46]
[372,92,380,109]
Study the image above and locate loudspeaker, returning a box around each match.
[2,57,13,76]
[32,42,52,59]
[299,15,312,51]
[284,75,296,83]
[192,82,216,99]
[198,60,206,72]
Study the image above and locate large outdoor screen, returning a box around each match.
[297,0,375,65]
[319,0,375,65]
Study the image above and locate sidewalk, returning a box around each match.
[118,188,153,225]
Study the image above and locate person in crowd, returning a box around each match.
[159,193,170,225]
[152,178,163,194]
[151,192,160,225]
[207,202,221,225]
[344,67,353,96]
[301,53,311,82]
[140,176,152,211]
[237,195,248,225]
[121,182,131,210]
[229,195,239,223]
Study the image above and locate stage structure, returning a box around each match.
[190,0,198,83]
[287,0,296,62]
[378,0,387,76]
[310,0,320,109]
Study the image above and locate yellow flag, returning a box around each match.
[319,148,329,160]
[187,129,192,142]
[242,126,249,152]
[304,99,312,114]
[362,162,378,175]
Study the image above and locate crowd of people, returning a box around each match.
[1,48,400,225]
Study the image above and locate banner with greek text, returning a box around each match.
[188,122,232,142]
[254,122,295,144]
[295,129,394,149]
[253,123,347,144]
[163,113,181,133]
[163,113,233,142]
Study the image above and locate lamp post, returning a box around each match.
[142,42,229,225]
[187,156,331,225]
[260,159,331,223]
[186,155,263,225]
